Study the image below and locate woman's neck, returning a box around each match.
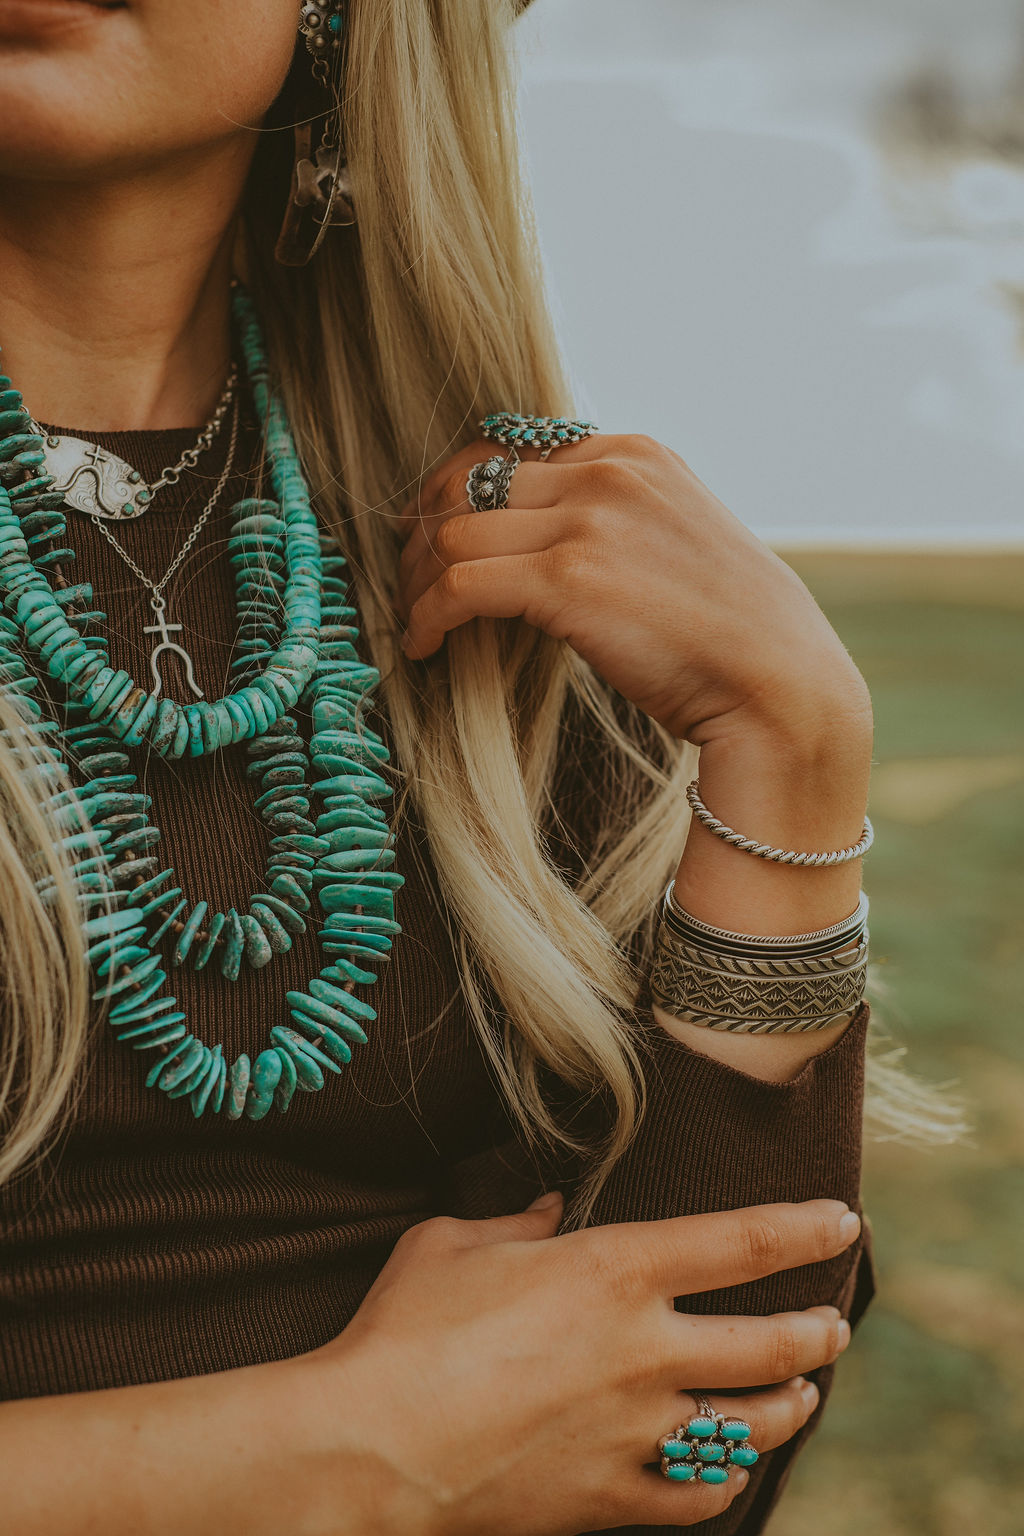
[0,147,251,432]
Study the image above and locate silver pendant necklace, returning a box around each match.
[86,397,241,699]
[31,366,239,522]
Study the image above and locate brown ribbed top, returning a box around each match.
[0,411,873,1536]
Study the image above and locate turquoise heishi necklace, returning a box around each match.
[0,287,403,1121]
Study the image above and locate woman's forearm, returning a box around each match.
[656,678,874,1080]
[0,1353,392,1536]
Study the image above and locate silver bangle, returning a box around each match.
[663,884,869,959]
[650,914,869,1034]
[685,781,874,868]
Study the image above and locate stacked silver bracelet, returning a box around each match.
[650,884,869,1034]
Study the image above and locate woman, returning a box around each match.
[0,1,880,1531]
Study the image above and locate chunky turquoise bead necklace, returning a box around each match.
[0,288,403,1121]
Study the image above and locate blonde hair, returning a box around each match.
[0,0,959,1202]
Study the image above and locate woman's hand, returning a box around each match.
[396,434,867,745]
[306,1194,860,1536]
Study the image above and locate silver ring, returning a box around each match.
[466,451,520,513]
[658,1393,759,1484]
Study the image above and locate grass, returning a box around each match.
[770,552,1024,1536]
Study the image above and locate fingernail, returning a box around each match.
[839,1211,861,1244]
[836,1320,851,1350]
[527,1191,562,1211]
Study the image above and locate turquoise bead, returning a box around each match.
[109,967,168,1013]
[193,910,226,972]
[173,901,209,967]
[167,1045,215,1099]
[321,957,377,988]
[158,1037,205,1092]
[249,902,293,954]
[127,869,176,907]
[729,1446,759,1468]
[269,872,311,913]
[320,883,396,918]
[288,1011,353,1066]
[220,909,244,981]
[240,913,273,968]
[270,1024,342,1076]
[119,691,160,748]
[306,976,376,1024]
[699,1468,730,1486]
[273,1048,298,1113]
[317,847,396,874]
[95,944,151,979]
[128,1024,188,1052]
[244,1049,283,1121]
[720,1422,751,1442]
[145,1035,193,1088]
[191,1044,224,1118]
[185,705,205,757]
[267,1028,324,1090]
[210,1053,228,1114]
[151,698,181,756]
[149,896,188,947]
[94,953,164,1001]
[226,1054,251,1120]
[116,1013,187,1042]
[250,891,306,934]
[664,1464,697,1483]
[108,994,181,1027]
[169,711,191,761]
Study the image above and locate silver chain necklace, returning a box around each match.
[31,365,239,522]
[87,397,241,700]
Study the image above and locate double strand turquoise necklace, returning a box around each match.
[0,287,403,1121]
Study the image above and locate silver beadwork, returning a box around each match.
[685,781,874,868]
[466,451,520,512]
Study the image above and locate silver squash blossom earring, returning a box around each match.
[275,2,356,267]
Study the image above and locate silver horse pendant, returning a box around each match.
[143,597,204,699]
[40,434,153,521]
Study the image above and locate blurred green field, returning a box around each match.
[773,552,1024,1536]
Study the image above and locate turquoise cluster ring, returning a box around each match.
[478,411,598,461]
[658,1395,759,1485]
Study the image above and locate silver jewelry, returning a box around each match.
[31,367,238,522]
[659,1393,758,1484]
[650,924,869,1034]
[87,398,241,700]
[685,780,874,868]
[466,451,520,512]
[662,883,869,959]
[479,411,598,461]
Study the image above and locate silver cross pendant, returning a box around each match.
[142,595,204,699]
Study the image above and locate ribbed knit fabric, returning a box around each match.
[0,412,873,1536]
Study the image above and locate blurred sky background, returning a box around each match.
[516,0,1024,546]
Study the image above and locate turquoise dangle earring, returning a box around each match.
[276,2,355,267]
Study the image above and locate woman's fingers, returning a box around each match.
[397,504,563,622]
[665,1306,849,1388]
[651,1376,820,1459]
[587,1199,861,1299]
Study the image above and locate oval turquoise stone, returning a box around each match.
[244,1048,283,1121]
[659,1440,690,1461]
[686,1417,718,1439]
[729,1446,759,1467]
[720,1421,751,1442]
[699,1468,730,1486]
[665,1463,697,1483]
[696,1444,726,1463]
[225,1053,251,1120]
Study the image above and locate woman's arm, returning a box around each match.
[656,678,873,1081]
[0,1199,860,1536]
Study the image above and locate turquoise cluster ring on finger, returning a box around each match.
[659,1395,760,1485]
[466,451,521,512]
[479,411,598,461]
